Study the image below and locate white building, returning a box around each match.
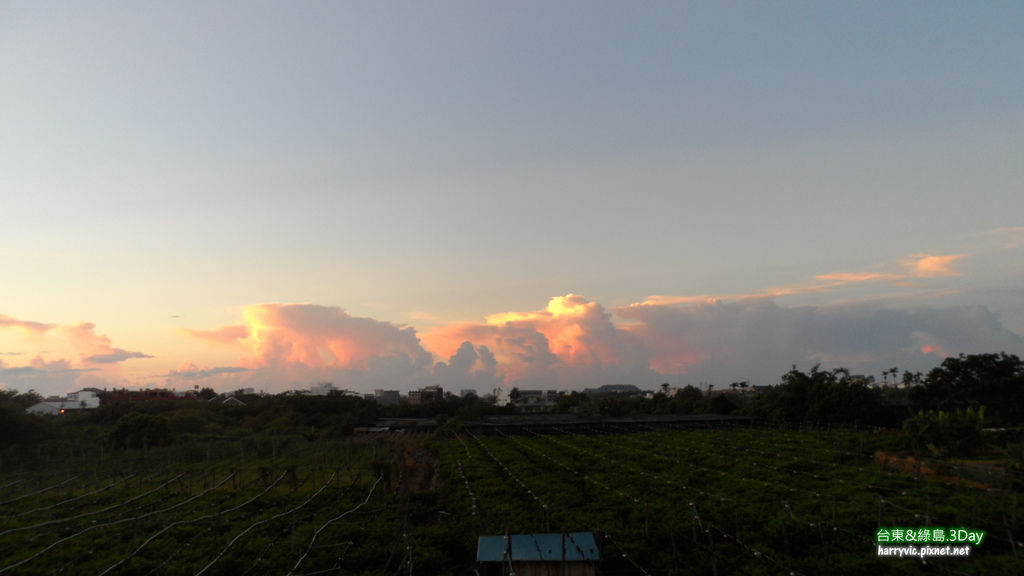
[26,389,100,414]
[309,382,336,396]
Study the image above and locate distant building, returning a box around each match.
[374,389,401,406]
[512,389,560,413]
[408,385,443,405]
[460,388,478,398]
[26,389,101,414]
[66,389,101,408]
[582,384,642,397]
[476,532,600,576]
[309,381,336,396]
[26,402,62,415]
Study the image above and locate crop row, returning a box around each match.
[436,427,1023,575]
[0,435,433,576]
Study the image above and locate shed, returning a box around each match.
[477,532,600,576]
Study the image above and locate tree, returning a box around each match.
[910,352,1024,426]
[0,389,43,409]
[109,412,171,450]
[555,391,589,413]
[708,393,737,414]
[671,385,703,414]
[745,365,892,426]
[0,391,49,446]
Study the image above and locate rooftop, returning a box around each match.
[476,532,600,563]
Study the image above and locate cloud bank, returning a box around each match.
[617,299,1024,385]
[178,290,1024,393]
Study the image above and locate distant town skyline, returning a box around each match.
[2,2,1023,396]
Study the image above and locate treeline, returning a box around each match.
[2,352,1022,452]
[741,352,1024,462]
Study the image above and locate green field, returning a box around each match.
[1,427,1021,575]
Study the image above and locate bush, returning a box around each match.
[901,407,985,458]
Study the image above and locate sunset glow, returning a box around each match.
[1,3,1022,396]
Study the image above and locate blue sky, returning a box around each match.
[2,2,1022,395]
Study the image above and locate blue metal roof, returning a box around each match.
[476,532,600,562]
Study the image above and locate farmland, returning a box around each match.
[1,423,1021,575]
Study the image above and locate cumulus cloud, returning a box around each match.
[184,303,435,392]
[186,297,664,393]
[239,303,431,369]
[432,341,503,392]
[423,294,657,389]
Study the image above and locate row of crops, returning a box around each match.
[0,433,460,576]
[434,425,1023,575]
[2,426,1022,575]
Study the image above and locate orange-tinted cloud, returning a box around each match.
[182,301,438,389]
[422,294,653,387]
[632,274,899,309]
[813,272,904,283]
[633,252,971,313]
[61,322,153,364]
[0,315,55,334]
[422,320,558,383]
[236,303,431,370]
[184,304,435,390]
[0,315,151,394]
[183,324,250,346]
[906,253,968,278]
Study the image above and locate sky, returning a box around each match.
[2,1,1023,397]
